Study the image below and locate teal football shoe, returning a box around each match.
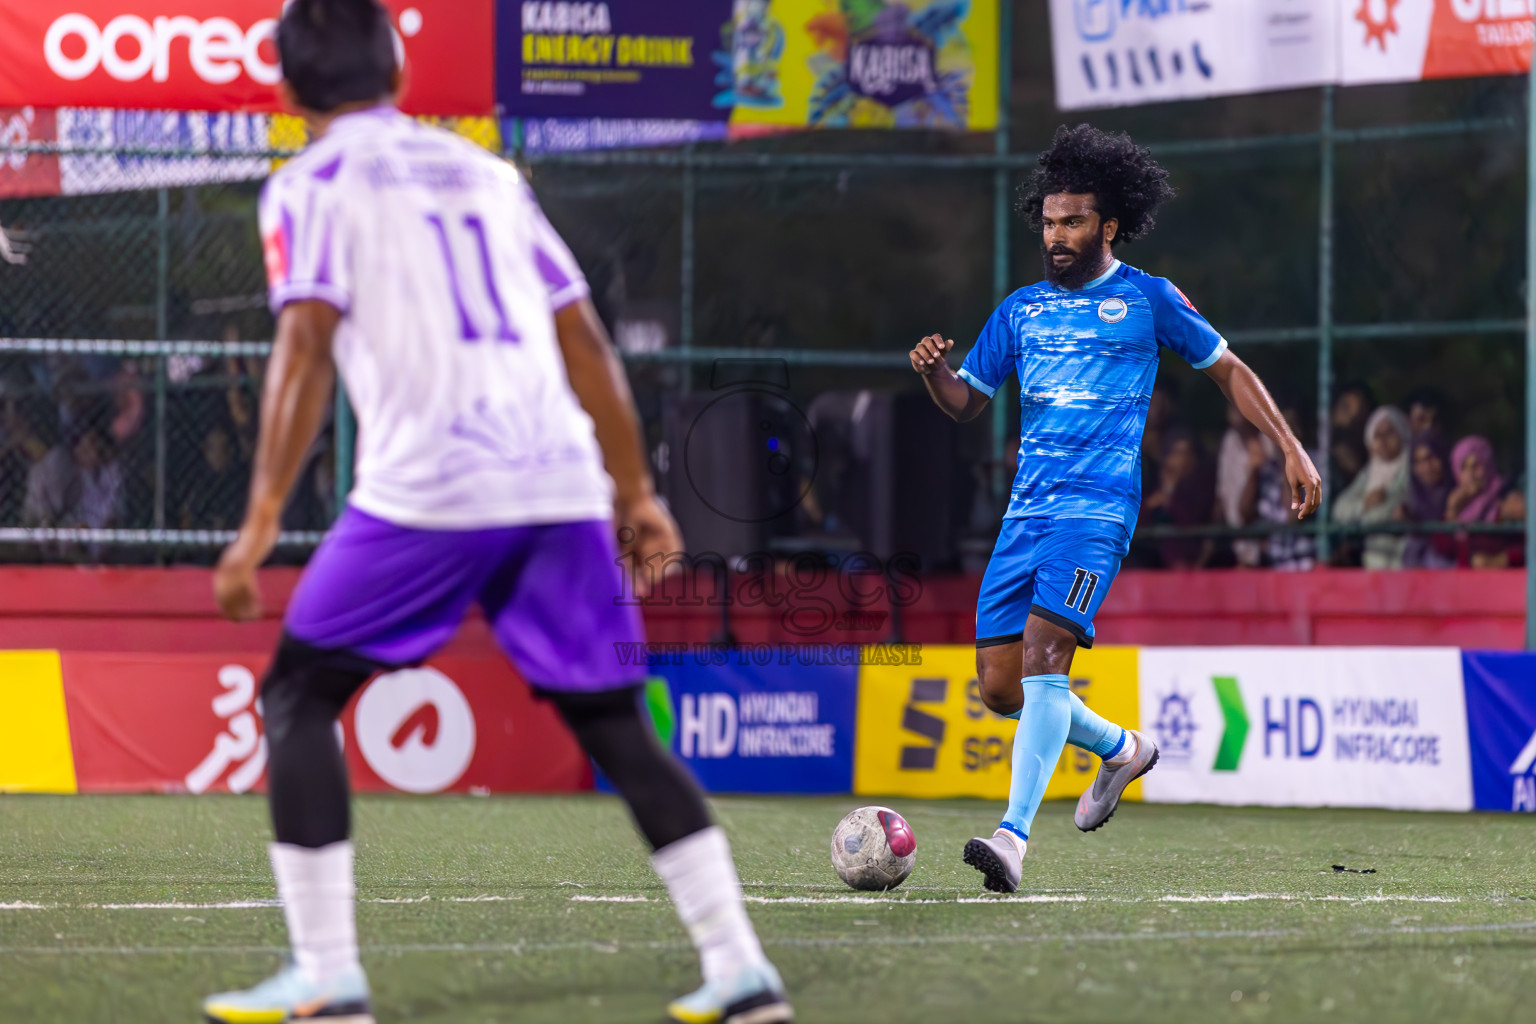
[202,962,372,1023]
[667,961,793,1024]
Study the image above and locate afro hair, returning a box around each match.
[1019,124,1175,245]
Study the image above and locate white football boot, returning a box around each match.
[203,962,372,1023]
[962,829,1023,894]
[667,961,793,1024]
[1075,729,1160,832]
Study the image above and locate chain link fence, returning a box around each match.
[0,5,1529,569]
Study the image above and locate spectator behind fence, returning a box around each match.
[1447,435,1509,568]
[173,419,247,532]
[1405,386,1447,438]
[1329,380,1374,489]
[1331,405,1410,569]
[1398,431,1457,569]
[1141,427,1215,570]
[22,421,122,530]
[1255,401,1319,571]
[1216,399,1274,568]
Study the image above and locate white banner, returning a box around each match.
[1138,647,1471,811]
[1052,0,1531,110]
[57,108,271,197]
[1051,0,1338,110]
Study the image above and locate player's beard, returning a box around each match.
[1042,229,1111,289]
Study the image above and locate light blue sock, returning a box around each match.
[1067,690,1126,759]
[999,674,1072,840]
[1003,690,1125,759]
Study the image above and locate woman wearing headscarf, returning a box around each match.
[1446,435,1508,568]
[1398,431,1456,569]
[1331,405,1411,569]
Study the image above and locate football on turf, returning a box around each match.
[830,805,917,891]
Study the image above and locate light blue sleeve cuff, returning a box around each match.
[956,367,996,398]
[1190,337,1228,371]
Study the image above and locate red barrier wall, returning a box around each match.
[0,567,1522,652]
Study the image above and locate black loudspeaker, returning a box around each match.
[660,378,960,571]
[659,366,817,562]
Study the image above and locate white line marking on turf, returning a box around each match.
[0,892,1489,912]
[5,920,1536,958]
[0,895,526,911]
[574,893,1469,906]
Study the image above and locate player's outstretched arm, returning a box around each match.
[911,333,990,422]
[555,298,681,595]
[214,300,341,621]
[1203,350,1322,520]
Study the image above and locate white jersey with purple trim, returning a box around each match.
[258,106,611,529]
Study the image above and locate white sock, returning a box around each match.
[993,828,1027,861]
[269,841,361,986]
[1104,729,1139,767]
[652,826,767,984]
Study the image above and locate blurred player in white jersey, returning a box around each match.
[202,2,790,1021]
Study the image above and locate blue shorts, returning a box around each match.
[975,517,1130,650]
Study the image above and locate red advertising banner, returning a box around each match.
[0,2,494,115]
[60,653,591,794]
[1421,0,1533,79]
[0,107,62,198]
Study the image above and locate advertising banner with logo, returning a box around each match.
[853,644,1141,801]
[729,0,999,130]
[57,653,590,794]
[1340,0,1533,85]
[642,654,858,793]
[1461,651,1536,813]
[500,0,998,130]
[0,1,494,114]
[498,0,727,120]
[1052,0,1532,110]
[1139,647,1471,811]
[0,107,63,199]
[1050,0,1337,110]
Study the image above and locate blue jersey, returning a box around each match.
[957,260,1226,531]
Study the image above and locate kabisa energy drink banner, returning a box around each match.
[500,0,1000,130]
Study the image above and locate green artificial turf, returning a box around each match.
[2,794,1534,1023]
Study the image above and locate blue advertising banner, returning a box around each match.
[498,0,730,119]
[606,650,857,794]
[1462,651,1536,813]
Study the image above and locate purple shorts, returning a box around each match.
[285,507,645,691]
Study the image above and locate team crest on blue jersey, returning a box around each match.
[1097,297,1128,323]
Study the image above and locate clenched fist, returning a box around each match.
[909,333,954,376]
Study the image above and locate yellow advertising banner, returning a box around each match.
[726,0,999,131]
[853,645,1140,802]
[0,651,76,794]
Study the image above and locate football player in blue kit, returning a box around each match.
[910,124,1322,893]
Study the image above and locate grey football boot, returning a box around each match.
[962,830,1023,893]
[1074,729,1159,832]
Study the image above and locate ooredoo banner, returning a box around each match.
[59,653,590,794]
[1138,647,1472,811]
[852,644,1142,801]
[0,1,495,114]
